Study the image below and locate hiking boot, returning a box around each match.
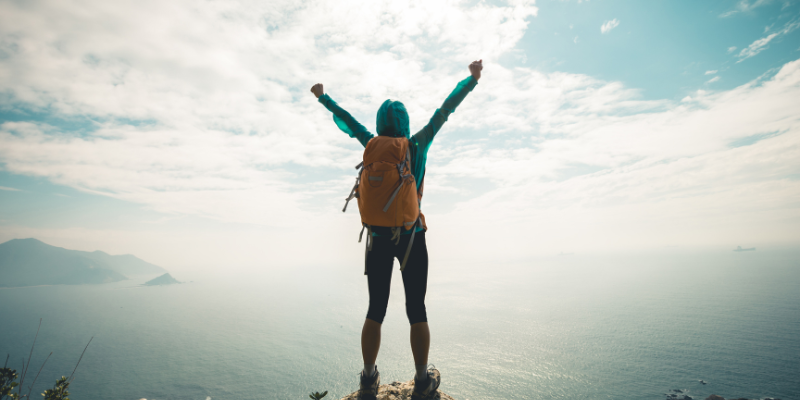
[358,367,380,400]
[411,365,440,400]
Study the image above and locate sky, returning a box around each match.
[1,0,799,273]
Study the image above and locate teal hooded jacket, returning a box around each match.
[318,75,478,234]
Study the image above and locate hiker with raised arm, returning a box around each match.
[310,60,482,400]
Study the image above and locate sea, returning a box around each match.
[1,247,799,400]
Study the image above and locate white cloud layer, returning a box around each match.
[427,59,800,258]
[0,0,798,268]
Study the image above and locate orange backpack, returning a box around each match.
[343,136,421,274]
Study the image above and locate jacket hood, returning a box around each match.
[376,99,410,138]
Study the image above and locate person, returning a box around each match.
[310,59,482,400]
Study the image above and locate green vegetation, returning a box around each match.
[0,367,19,399]
[6,319,329,399]
[1,320,91,400]
[1,370,72,400]
[40,377,70,400]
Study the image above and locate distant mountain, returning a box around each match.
[84,250,166,276]
[0,238,167,288]
[144,273,180,286]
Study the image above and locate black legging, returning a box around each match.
[365,231,428,325]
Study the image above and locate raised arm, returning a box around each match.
[311,83,374,148]
[412,60,482,150]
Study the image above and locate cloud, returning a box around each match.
[574,36,579,44]
[0,0,539,229]
[0,121,313,227]
[0,186,22,191]
[600,19,620,34]
[728,46,738,53]
[737,19,800,62]
[779,19,800,34]
[720,0,772,17]
[705,70,718,75]
[706,76,721,83]
[0,0,798,264]
[428,59,800,256]
[738,33,779,62]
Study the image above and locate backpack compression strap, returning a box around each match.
[399,217,420,272]
[382,149,413,212]
[397,148,420,272]
[360,218,418,273]
[359,223,373,275]
[342,161,364,212]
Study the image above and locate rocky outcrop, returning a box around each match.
[665,390,692,399]
[340,380,454,400]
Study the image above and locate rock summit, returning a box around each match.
[339,380,454,400]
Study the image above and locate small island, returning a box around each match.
[733,246,755,252]
[144,273,181,286]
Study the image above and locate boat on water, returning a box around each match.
[733,246,756,252]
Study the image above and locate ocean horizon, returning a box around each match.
[2,247,799,400]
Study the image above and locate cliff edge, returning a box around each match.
[340,380,454,400]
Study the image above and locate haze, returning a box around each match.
[1,0,798,273]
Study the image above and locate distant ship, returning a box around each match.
[733,246,756,252]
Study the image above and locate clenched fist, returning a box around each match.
[469,60,483,81]
[310,83,324,98]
